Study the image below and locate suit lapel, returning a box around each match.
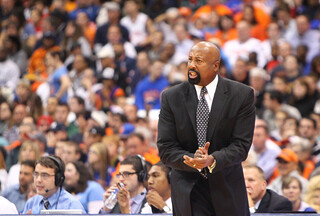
[207,76,229,143]
[184,82,198,133]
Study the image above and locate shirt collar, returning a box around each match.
[40,187,63,208]
[131,188,147,205]
[194,75,218,101]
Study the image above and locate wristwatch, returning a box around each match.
[207,158,216,173]
[162,205,171,213]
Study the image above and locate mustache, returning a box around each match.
[188,69,199,74]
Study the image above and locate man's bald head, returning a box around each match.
[191,41,221,62]
[188,41,221,86]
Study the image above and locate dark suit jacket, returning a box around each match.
[157,76,256,216]
[256,189,292,213]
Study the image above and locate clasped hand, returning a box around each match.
[183,142,214,169]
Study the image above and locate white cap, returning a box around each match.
[91,110,108,127]
[97,44,115,59]
[250,67,269,80]
[105,2,120,11]
[102,67,115,80]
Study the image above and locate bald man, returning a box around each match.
[158,41,256,216]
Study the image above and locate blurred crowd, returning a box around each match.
[0,0,320,214]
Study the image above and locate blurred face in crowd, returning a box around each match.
[19,164,34,192]
[124,0,138,16]
[233,59,247,82]
[267,22,280,40]
[312,189,320,206]
[277,159,296,177]
[107,25,122,44]
[0,102,11,121]
[68,98,83,114]
[20,144,37,161]
[126,135,145,156]
[64,163,79,186]
[18,124,32,142]
[252,126,268,154]
[282,178,301,203]
[124,104,137,124]
[237,21,251,42]
[272,77,288,94]
[62,143,80,164]
[88,145,100,165]
[150,61,164,81]
[244,167,266,204]
[137,52,150,73]
[296,15,309,35]
[299,118,316,140]
[47,97,58,116]
[16,85,30,104]
[54,105,69,123]
[73,54,88,72]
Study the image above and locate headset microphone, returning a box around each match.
[45,188,55,193]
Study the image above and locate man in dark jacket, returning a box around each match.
[243,165,292,213]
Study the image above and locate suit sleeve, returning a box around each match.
[211,87,256,173]
[157,90,199,172]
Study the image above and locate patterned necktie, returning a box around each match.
[43,199,50,210]
[196,87,209,147]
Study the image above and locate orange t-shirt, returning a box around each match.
[193,4,232,20]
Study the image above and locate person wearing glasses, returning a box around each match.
[100,155,148,214]
[22,156,85,214]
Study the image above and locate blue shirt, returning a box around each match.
[22,187,86,214]
[75,181,104,213]
[134,75,169,110]
[48,65,68,103]
[1,184,26,213]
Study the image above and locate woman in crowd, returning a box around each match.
[282,176,316,212]
[64,161,105,214]
[0,101,12,136]
[6,141,40,188]
[304,175,320,213]
[87,142,115,188]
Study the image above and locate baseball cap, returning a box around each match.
[28,132,47,146]
[276,148,298,163]
[97,44,115,59]
[49,122,68,133]
[105,2,120,11]
[43,31,56,40]
[119,123,135,139]
[90,110,108,128]
[89,126,105,136]
[102,67,115,80]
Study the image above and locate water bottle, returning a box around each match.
[104,183,124,209]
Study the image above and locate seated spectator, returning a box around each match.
[141,161,172,214]
[288,136,315,179]
[282,176,316,212]
[268,148,309,196]
[76,12,96,48]
[61,20,92,57]
[243,165,292,213]
[304,175,320,213]
[22,156,85,214]
[0,101,12,136]
[100,155,148,214]
[1,160,35,213]
[88,142,114,188]
[64,161,104,213]
[61,141,81,164]
[6,141,40,188]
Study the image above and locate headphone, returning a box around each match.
[47,156,65,187]
[136,155,148,182]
